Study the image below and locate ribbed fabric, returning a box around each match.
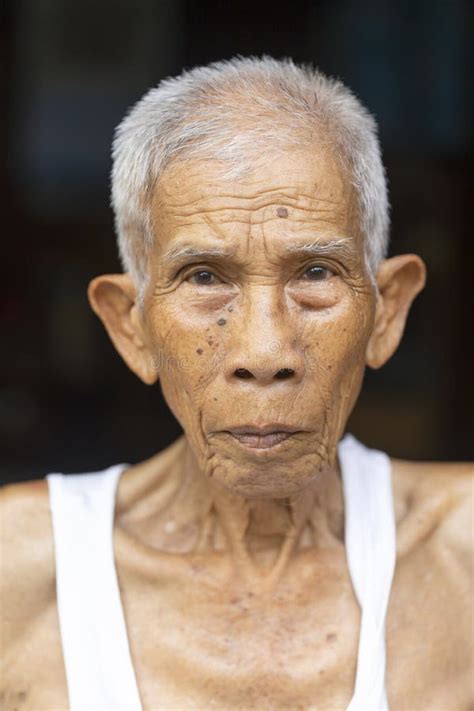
[47,465,141,711]
[339,435,396,710]
[47,434,396,711]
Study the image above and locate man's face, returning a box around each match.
[140,146,376,497]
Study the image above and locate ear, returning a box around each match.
[87,273,158,385]
[366,254,426,369]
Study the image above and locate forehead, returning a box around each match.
[151,146,359,251]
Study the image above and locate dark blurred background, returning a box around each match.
[1,0,472,484]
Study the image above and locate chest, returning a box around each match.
[111,548,359,710]
[6,548,472,711]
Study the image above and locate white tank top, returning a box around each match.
[46,433,396,711]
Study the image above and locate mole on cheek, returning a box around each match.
[196,348,203,355]
[217,318,227,326]
[277,207,289,218]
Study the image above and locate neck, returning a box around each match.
[118,436,346,590]
[181,439,345,588]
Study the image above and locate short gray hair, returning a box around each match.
[112,56,389,304]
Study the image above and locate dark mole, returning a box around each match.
[213,397,218,401]
[217,318,227,326]
[326,632,337,642]
[277,207,289,218]
[196,348,203,355]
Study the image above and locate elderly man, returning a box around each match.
[1,57,472,711]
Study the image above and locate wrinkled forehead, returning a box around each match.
[150,146,361,255]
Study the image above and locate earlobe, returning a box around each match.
[87,273,158,385]
[366,254,427,369]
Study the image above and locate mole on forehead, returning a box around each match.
[277,207,289,218]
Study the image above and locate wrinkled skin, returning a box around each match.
[1,144,473,711]
[145,149,371,499]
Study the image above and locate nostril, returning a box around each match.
[234,368,253,379]
[274,368,294,380]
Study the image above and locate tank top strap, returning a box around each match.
[338,434,396,711]
[47,465,142,711]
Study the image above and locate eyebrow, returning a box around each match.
[161,237,356,265]
[161,245,235,263]
[285,237,357,260]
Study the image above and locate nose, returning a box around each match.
[224,286,305,386]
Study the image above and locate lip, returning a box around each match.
[225,424,303,436]
[222,424,306,450]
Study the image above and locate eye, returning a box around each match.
[188,269,220,285]
[302,265,333,281]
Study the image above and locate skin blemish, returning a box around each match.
[217,318,227,326]
[277,206,289,218]
[227,305,234,312]
[326,632,337,642]
[196,348,203,355]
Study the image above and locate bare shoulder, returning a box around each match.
[390,457,474,558]
[0,477,53,552]
[0,478,56,647]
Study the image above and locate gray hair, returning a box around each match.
[112,56,389,305]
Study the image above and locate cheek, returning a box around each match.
[303,300,374,399]
[146,305,224,426]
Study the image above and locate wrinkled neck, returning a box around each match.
[183,439,345,587]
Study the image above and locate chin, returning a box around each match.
[206,454,323,499]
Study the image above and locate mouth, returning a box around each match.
[223,424,305,450]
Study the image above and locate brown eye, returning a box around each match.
[189,270,218,285]
[303,265,332,281]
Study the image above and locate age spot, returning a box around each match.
[276,207,289,218]
[326,632,337,643]
[217,318,227,326]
